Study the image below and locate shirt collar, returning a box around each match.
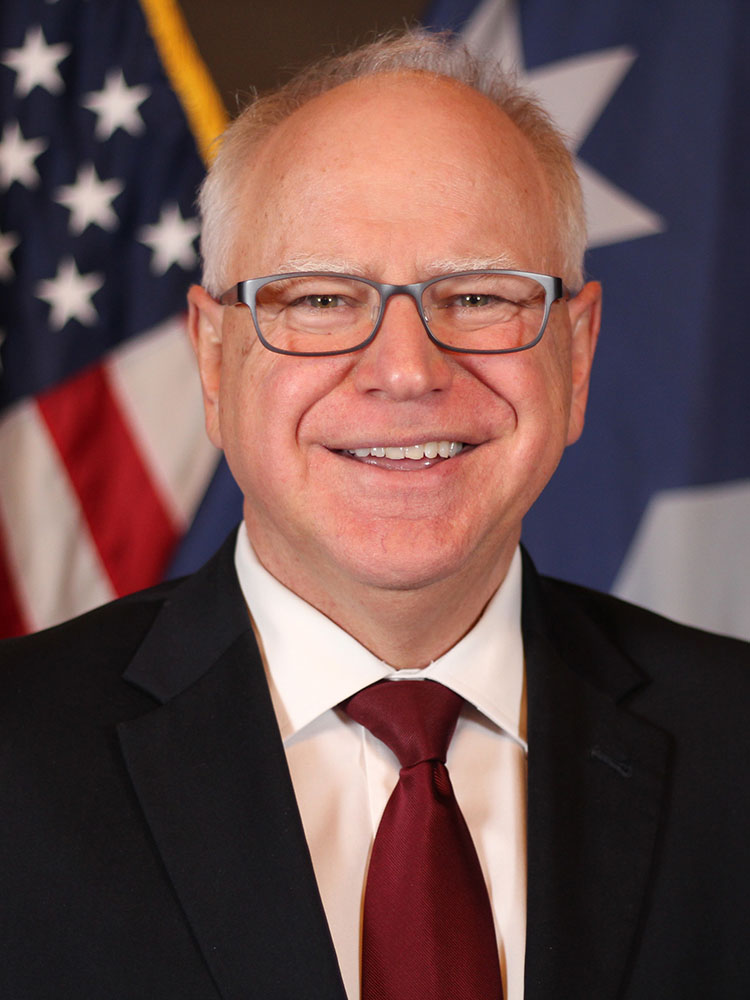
[234,525,526,750]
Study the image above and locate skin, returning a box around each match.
[188,71,601,668]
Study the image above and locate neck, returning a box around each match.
[244,523,517,669]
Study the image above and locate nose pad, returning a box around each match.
[369,299,381,333]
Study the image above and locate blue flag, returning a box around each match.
[425,0,750,639]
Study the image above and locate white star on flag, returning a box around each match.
[462,0,664,248]
[36,256,104,329]
[56,163,124,234]
[0,121,47,189]
[82,69,150,140]
[138,203,200,274]
[1,24,71,97]
[0,229,20,279]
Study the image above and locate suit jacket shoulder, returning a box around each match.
[534,559,749,686]
[0,532,346,1000]
[520,552,750,999]
[0,576,171,720]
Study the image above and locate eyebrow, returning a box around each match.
[420,254,518,275]
[270,254,369,275]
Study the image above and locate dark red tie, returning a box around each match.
[343,679,503,1000]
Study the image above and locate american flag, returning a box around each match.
[0,0,226,637]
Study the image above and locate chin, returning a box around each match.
[329,525,480,594]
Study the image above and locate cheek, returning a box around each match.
[468,343,575,506]
[214,336,280,491]
[526,329,574,417]
[217,339,353,472]
[217,343,262,443]
[468,343,572,427]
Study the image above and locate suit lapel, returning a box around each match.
[521,554,672,999]
[118,538,346,999]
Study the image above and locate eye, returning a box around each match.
[456,293,499,308]
[294,293,345,309]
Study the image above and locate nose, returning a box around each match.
[351,293,453,400]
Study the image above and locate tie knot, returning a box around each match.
[343,679,463,768]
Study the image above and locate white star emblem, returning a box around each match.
[0,121,47,189]
[138,203,200,274]
[82,69,150,140]
[0,229,20,280]
[55,163,124,235]
[36,256,104,329]
[462,0,664,248]
[1,24,70,97]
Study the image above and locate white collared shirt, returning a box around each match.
[234,525,527,999]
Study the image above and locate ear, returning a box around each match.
[565,280,602,446]
[187,284,225,450]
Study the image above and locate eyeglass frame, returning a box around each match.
[218,269,566,358]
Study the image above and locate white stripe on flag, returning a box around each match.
[106,316,219,529]
[0,398,115,632]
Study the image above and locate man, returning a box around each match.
[1,29,749,1000]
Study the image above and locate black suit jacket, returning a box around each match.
[1,533,750,998]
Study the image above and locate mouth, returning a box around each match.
[335,439,471,470]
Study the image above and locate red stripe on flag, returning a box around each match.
[0,518,30,638]
[37,364,179,597]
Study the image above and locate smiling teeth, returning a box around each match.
[347,441,464,460]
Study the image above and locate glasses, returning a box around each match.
[219,270,565,357]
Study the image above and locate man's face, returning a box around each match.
[189,73,600,606]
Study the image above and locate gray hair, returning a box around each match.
[198,29,586,295]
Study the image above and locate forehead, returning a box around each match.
[230,72,558,277]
